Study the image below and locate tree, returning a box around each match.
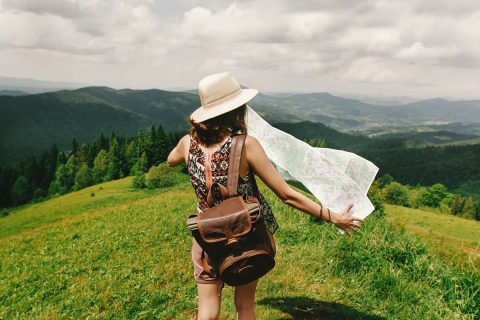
[71,137,79,155]
[92,150,109,183]
[460,196,476,220]
[408,186,426,209]
[145,163,176,189]
[98,132,109,151]
[383,181,410,206]
[74,162,93,191]
[450,195,463,215]
[132,151,148,176]
[107,137,127,180]
[57,151,67,166]
[49,164,70,195]
[65,155,78,190]
[474,199,480,221]
[76,143,89,164]
[87,142,99,168]
[11,175,31,205]
[132,172,146,189]
[33,187,46,200]
[378,174,394,188]
[157,124,170,162]
[149,125,159,164]
[419,183,448,207]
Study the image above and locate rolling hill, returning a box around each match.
[2,86,480,166]
[0,169,478,319]
[250,92,480,131]
[0,87,199,165]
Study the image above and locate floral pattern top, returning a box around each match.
[187,130,279,234]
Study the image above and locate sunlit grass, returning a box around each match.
[1,169,478,319]
[385,204,480,269]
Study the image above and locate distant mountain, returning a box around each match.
[0,75,93,94]
[2,85,480,166]
[0,86,199,165]
[271,120,371,150]
[0,89,29,96]
[253,93,480,131]
[340,93,420,106]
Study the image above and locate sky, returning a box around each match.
[0,0,479,100]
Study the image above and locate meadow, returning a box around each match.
[1,168,478,319]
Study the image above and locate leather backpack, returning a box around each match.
[186,134,276,286]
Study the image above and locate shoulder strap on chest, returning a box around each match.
[226,134,247,197]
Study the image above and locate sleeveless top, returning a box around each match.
[187,130,279,234]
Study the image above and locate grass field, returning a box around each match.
[385,204,480,270]
[1,168,479,319]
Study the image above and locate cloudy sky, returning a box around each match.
[0,0,479,99]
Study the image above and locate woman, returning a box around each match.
[167,72,363,320]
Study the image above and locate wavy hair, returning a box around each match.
[188,103,247,147]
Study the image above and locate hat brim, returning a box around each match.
[190,88,258,123]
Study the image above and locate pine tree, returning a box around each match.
[73,162,93,191]
[71,137,79,155]
[133,151,149,175]
[92,150,109,183]
[450,195,463,215]
[87,142,99,168]
[57,151,67,166]
[150,124,159,164]
[107,137,126,180]
[64,155,78,193]
[11,175,31,205]
[98,132,109,151]
[157,124,169,162]
[48,164,69,196]
[461,196,476,220]
[76,143,89,165]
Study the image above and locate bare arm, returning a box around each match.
[245,135,363,236]
[167,134,189,167]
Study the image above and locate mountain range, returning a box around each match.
[1,86,479,165]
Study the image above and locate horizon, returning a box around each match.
[1,74,479,104]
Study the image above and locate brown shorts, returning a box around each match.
[191,206,225,294]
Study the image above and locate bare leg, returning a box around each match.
[196,282,222,320]
[234,279,258,320]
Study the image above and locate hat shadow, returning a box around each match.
[258,296,385,320]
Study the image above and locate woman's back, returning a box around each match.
[186,130,279,234]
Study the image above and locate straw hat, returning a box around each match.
[189,72,258,123]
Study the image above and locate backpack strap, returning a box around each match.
[226,134,247,197]
[249,167,261,199]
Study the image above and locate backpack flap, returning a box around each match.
[197,196,252,244]
[186,199,260,233]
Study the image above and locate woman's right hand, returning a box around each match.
[329,203,364,237]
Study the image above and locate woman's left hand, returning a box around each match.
[329,203,364,237]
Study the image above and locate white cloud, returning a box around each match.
[0,0,478,99]
[396,41,459,61]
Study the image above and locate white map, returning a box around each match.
[245,104,379,234]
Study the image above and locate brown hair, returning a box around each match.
[188,104,248,147]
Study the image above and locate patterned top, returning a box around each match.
[187,130,279,234]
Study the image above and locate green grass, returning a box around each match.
[1,170,479,319]
[385,204,480,270]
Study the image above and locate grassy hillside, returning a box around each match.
[1,170,479,319]
[385,204,480,269]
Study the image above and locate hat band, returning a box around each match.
[202,88,242,109]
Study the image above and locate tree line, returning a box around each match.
[0,125,182,211]
[377,173,480,221]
